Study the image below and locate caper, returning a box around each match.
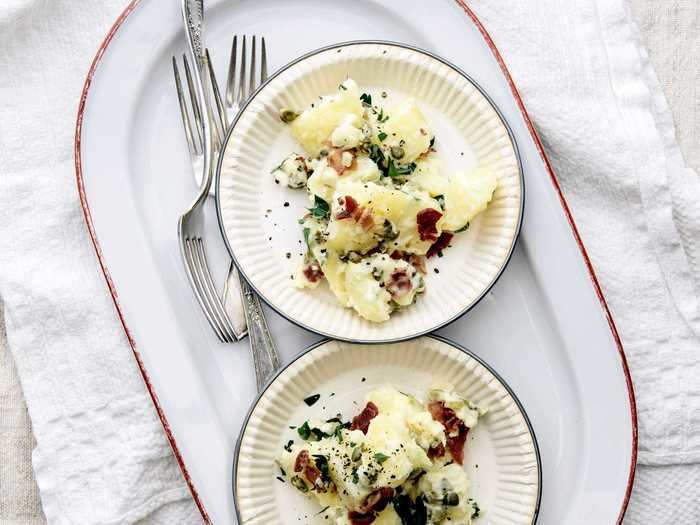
[382,219,399,240]
[351,446,362,462]
[347,251,362,263]
[290,476,308,493]
[390,146,405,159]
[279,109,300,123]
[443,492,460,506]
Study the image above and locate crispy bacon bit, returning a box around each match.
[427,442,446,459]
[294,450,323,488]
[358,487,395,514]
[427,232,454,258]
[445,427,468,464]
[386,268,412,299]
[329,148,357,175]
[356,207,375,231]
[348,511,376,525]
[428,401,469,465]
[336,195,359,220]
[350,401,379,434]
[390,250,404,260]
[302,261,324,283]
[335,195,374,230]
[416,208,442,242]
[293,450,310,472]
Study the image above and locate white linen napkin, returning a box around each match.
[0,1,200,523]
[0,0,697,524]
[465,0,700,466]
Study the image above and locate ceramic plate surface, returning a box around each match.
[76,0,636,523]
[217,42,522,342]
[235,336,540,524]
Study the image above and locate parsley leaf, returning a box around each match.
[307,195,330,219]
[378,132,388,142]
[388,160,417,178]
[373,452,390,464]
[360,93,372,106]
[303,227,312,249]
[297,421,311,440]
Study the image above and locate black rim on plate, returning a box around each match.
[231,334,542,523]
[215,40,526,344]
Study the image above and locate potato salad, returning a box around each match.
[278,385,485,525]
[275,79,498,322]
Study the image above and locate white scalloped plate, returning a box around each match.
[234,336,541,524]
[217,41,523,342]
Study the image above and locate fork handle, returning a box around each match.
[239,274,280,390]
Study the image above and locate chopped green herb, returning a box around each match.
[454,222,470,233]
[276,476,285,483]
[378,132,388,142]
[377,108,389,123]
[283,439,294,452]
[373,452,390,464]
[367,143,386,170]
[303,227,311,249]
[312,454,332,486]
[351,466,359,484]
[339,84,347,91]
[307,195,330,219]
[435,195,445,210]
[304,393,321,406]
[316,506,330,516]
[360,93,372,106]
[388,160,417,178]
[297,421,311,440]
[279,465,286,476]
[351,446,362,462]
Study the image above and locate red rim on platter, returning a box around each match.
[75,1,637,523]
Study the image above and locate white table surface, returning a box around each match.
[1,0,698,523]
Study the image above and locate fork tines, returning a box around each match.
[173,35,268,154]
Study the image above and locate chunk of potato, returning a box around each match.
[442,166,498,231]
[344,261,392,322]
[290,79,364,157]
[410,156,448,197]
[377,98,432,164]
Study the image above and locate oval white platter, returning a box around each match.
[235,336,540,524]
[218,41,522,342]
[76,0,636,523]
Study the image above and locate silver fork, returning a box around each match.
[206,35,280,388]
[173,36,268,341]
[174,15,279,386]
[176,1,238,343]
